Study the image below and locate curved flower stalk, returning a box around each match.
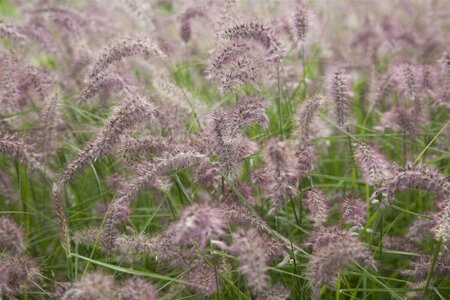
[178,6,210,43]
[377,162,450,208]
[223,21,284,61]
[59,92,155,185]
[75,73,125,104]
[87,35,166,81]
[101,151,207,252]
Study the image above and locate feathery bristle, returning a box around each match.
[378,162,450,208]
[231,228,269,294]
[354,141,392,186]
[0,217,25,254]
[304,188,329,226]
[330,69,351,128]
[88,35,165,80]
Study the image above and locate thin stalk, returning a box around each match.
[276,59,283,137]
[422,238,443,299]
[290,197,300,226]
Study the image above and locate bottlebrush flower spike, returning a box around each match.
[0,131,42,172]
[183,264,218,296]
[0,255,40,298]
[265,139,297,211]
[405,214,435,242]
[75,73,125,104]
[61,272,118,299]
[0,217,25,254]
[304,225,352,249]
[374,74,396,108]
[0,170,17,203]
[223,20,284,61]
[304,188,329,226]
[306,226,377,299]
[59,92,155,185]
[377,162,450,209]
[231,228,269,295]
[101,151,206,252]
[354,141,392,186]
[226,95,268,142]
[340,196,367,228]
[296,144,315,178]
[120,277,157,300]
[219,57,258,93]
[330,69,352,129]
[293,1,309,42]
[432,198,450,242]
[87,35,166,80]
[296,94,323,145]
[206,42,251,80]
[0,20,27,44]
[178,6,209,43]
[39,92,60,155]
[379,107,419,138]
[174,203,226,249]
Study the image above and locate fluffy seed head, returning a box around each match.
[304,188,329,226]
[354,141,392,186]
[330,69,351,128]
[0,217,25,254]
[231,228,269,294]
[61,272,117,300]
[88,35,165,80]
[120,277,156,300]
[293,2,309,42]
[174,203,226,249]
[340,196,367,227]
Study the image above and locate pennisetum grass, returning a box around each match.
[0,0,449,299]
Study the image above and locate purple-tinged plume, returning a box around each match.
[0,217,25,254]
[330,69,352,129]
[87,35,166,80]
[304,188,329,227]
[354,141,392,186]
[340,196,367,228]
[377,162,449,209]
[231,228,269,295]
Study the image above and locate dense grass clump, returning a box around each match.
[0,0,449,299]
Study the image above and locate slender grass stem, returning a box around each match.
[422,238,443,299]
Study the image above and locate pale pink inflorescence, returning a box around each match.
[354,141,392,186]
[306,226,377,300]
[231,228,269,295]
[0,217,25,254]
[304,188,329,226]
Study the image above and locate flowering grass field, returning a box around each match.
[0,0,449,299]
